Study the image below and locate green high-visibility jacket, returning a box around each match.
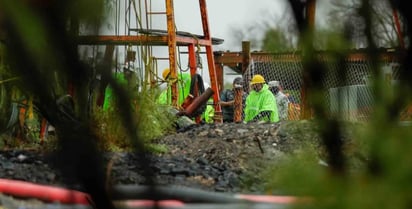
[202,101,215,124]
[244,84,279,123]
[157,73,191,106]
[103,72,128,111]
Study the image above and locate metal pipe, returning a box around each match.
[181,87,214,117]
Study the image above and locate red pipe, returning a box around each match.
[235,194,298,204]
[181,87,214,117]
[0,179,91,205]
[114,200,185,208]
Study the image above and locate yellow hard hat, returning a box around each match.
[162,68,170,80]
[250,74,265,85]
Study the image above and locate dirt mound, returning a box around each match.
[151,121,322,192]
[0,121,323,194]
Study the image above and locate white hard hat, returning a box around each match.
[268,81,280,87]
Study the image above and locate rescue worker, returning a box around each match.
[202,99,215,124]
[103,67,130,111]
[219,77,247,122]
[244,74,279,123]
[200,82,215,124]
[157,68,191,107]
[268,80,289,121]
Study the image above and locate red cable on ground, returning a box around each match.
[0,178,305,207]
[113,200,185,208]
[0,179,91,205]
[235,194,298,204]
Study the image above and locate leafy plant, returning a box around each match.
[91,87,176,152]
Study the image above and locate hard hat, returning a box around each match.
[233,77,243,85]
[268,80,280,87]
[162,68,170,80]
[250,74,265,85]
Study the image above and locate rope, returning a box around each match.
[195,44,202,69]
[173,23,190,73]
[132,0,153,90]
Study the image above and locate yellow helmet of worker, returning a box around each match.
[250,74,265,85]
[162,68,170,80]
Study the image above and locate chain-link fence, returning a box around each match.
[242,51,407,122]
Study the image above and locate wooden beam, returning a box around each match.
[76,35,218,46]
[241,41,250,74]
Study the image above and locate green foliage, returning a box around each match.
[24,118,40,141]
[268,1,412,203]
[262,28,295,52]
[145,143,168,154]
[262,141,325,195]
[258,20,412,207]
[261,120,412,208]
[313,29,353,51]
[92,88,176,152]
[134,89,177,142]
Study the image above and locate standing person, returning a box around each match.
[202,98,215,124]
[219,77,247,122]
[268,81,289,121]
[244,74,279,123]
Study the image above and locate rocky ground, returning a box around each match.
[0,120,329,196]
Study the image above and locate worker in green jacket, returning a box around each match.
[103,68,130,111]
[244,74,279,123]
[157,68,191,107]
[200,81,215,124]
[202,101,215,124]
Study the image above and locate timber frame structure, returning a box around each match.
[76,0,224,123]
[212,0,406,120]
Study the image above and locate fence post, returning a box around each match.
[242,41,250,74]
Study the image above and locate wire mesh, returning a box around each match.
[242,51,404,122]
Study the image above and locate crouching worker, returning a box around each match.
[244,74,279,123]
[157,68,191,107]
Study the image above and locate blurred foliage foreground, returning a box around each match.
[1,1,412,209]
[0,73,176,152]
[260,120,412,209]
[259,0,412,209]
[0,1,177,152]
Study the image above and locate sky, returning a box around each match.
[173,0,287,51]
[145,0,290,84]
